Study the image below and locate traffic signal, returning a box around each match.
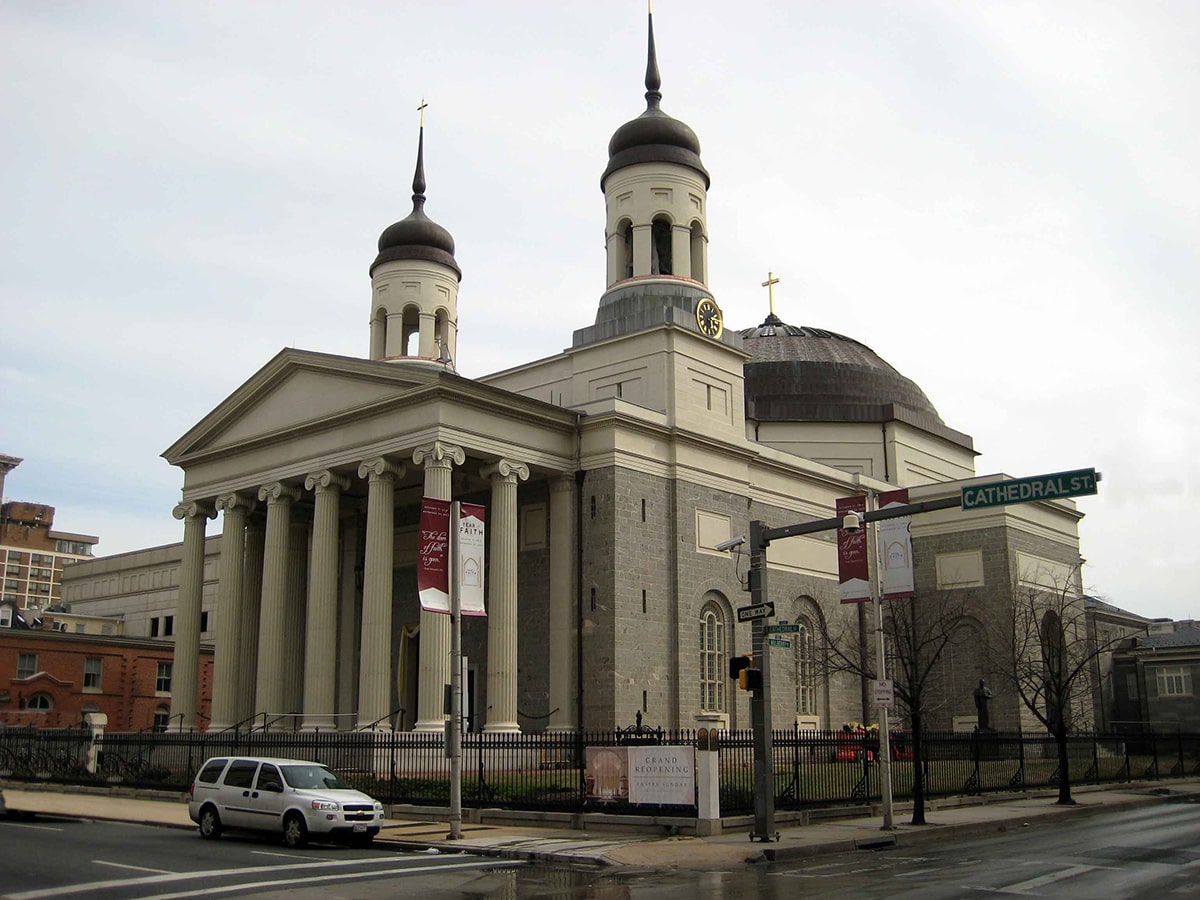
[728,654,762,691]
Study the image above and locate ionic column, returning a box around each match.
[302,470,350,731]
[283,512,310,722]
[255,482,301,720]
[210,492,255,730]
[170,500,215,732]
[237,516,265,723]
[357,456,405,730]
[482,459,528,733]
[547,476,577,732]
[412,441,464,732]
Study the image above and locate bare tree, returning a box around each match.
[820,589,973,825]
[993,565,1122,805]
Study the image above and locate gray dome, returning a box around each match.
[740,313,970,449]
[371,127,461,280]
[601,13,709,190]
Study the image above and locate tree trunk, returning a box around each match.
[1055,725,1074,805]
[910,710,926,825]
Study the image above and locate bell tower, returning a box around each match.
[369,105,461,368]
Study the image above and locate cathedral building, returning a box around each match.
[62,12,1088,737]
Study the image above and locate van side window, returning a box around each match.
[256,764,283,792]
[224,759,259,789]
[198,759,228,784]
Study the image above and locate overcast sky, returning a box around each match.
[3,1,1196,621]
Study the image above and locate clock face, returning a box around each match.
[695,298,723,338]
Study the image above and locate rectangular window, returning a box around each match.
[150,617,159,637]
[84,657,102,690]
[75,624,85,633]
[16,653,37,679]
[164,615,174,636]
[0,607,10,627]
[156,662,172,694]
[200,611,209,632]
[1156,666,1193,697]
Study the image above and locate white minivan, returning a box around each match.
[188,756,385,848]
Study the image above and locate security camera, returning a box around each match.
[715,536,745,552]
[841,513,862,533]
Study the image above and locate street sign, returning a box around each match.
[766,623,800,634]
[737,601,776,622]
[961,467,1099,510]
[767,638,791,648]
[873,678,894,710]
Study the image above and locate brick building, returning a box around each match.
[0,630,212,732]
[1,456,99,617]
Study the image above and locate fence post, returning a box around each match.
[695,728,721,835]
[84,712,108,776]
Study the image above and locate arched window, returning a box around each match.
[651,217,672,275]
[619,221,633,280]
[27,693,52,710]
[796,617,817,716]
[700,603,726,712]
[689,220,705,281]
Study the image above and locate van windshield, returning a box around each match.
[279,764,350,790]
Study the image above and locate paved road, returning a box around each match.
[0,814,512,899]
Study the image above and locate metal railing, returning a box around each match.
[3,725,1197,816]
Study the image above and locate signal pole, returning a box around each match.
[747,519,775,842]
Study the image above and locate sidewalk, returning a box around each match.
[5,779,1199,870]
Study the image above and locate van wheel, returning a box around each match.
[282,812,309,849]
[198,806,222,840]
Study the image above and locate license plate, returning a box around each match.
[353,824,367,832]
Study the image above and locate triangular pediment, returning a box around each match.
[163,349,442,463]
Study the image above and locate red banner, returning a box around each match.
[418,497,450,613]
[837,495,870,603]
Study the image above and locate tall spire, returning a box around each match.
[412,99,428,212]
[645,6,662,109]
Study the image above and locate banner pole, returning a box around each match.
[448,501,463,840]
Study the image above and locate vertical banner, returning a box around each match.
[878,489,915,600]
[837,495,870,603]
[457,502,487,617]
[418,497,451,613]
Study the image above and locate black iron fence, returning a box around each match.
[2,724,1197,816]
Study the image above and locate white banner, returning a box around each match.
[878,489,915,600]
[456,502,487,617]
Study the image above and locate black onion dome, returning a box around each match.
[602,12,709,190]
[371,126,461,280]
[740,313,971,449]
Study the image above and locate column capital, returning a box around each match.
[304,470,352,493]
[173,500,216,521]
[258,481,302,504]
[481,458,530,483]
[215,492,257,515]
[358,456,405,481]
[412,441,465,469]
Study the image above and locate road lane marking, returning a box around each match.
[0,822,64,832]
[91,860,175,875]
[136,860,505,900]
[4,855,440,899]
[993,865,1101,894]
[251,850,329,862]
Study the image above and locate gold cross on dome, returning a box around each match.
[761,271,781,316]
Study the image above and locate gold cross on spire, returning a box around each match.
[761,271,781,316]
[418,98,428,127]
